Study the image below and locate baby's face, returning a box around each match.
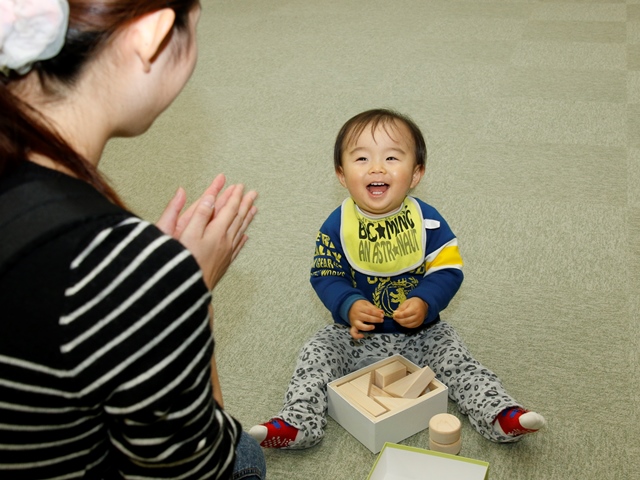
[336,121,424,216]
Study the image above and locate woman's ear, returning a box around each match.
[129,9,176,72]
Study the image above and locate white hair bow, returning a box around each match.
[0,0,69,75]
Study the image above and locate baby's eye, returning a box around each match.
[386,156,399,161]
[356,157,368,162]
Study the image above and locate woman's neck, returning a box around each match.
[11,70,110,169]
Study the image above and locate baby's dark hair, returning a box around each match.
[333,108,426,171]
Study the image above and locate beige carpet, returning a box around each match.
[102,1,639,479]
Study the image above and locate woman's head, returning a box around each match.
[1,0,199,85]
[0,0,200,204]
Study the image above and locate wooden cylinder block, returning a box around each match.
[429,413,461,445]
[429,437,462,455]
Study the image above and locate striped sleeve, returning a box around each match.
[60,217,240,478]
[424,238,463,276]
[405,201,464,324]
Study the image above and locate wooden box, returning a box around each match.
[327,354,447,453]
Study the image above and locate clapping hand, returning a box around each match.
[156,173,257,290]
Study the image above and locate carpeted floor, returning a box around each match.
[102,1,639,478]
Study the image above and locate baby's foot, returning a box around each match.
[249,418,302,448]
[494,407,546,437]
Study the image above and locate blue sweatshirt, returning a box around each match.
[310,196,463,334]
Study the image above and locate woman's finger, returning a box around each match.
[176,174,227,237]
[200,185,244,242]
[156,187,186,237]
[225,189,257,242]
[180,194,216,241]
[231,234,249,261]
[214,183,239,213]
[232,204,257,251]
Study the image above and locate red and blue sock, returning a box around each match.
[249,418,302,448]
[494,407,546,437]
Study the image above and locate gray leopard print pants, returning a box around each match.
[277,321,521,448]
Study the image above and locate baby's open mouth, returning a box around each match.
[367,182,389,195]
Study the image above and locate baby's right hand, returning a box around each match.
[348,300,384,340]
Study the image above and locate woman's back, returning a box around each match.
[1,0,263,477]
[0,162,241,478]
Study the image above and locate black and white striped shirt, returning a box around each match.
[0,166,241,479]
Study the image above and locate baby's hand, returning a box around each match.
[348,300,384,340]
[393,298,428,329]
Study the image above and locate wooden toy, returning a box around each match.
[429,437,461,455]
[336,382,388,417]
[327,355,449,453]
[428,413,462,455]
[369,384,392,398]
[428,413,461,445]
[374,395,415,410]
[383,366,435,399]
[350,371,373,395]
[374,361,407,388]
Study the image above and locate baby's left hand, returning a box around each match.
[393,298,428,329]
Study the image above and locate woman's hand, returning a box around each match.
[157,174,258,290]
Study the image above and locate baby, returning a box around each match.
[250,109,545,449]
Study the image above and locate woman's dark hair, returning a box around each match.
[0,0,199,207]
[333,108,427,172]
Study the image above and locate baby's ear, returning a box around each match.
[410,164,425,188]
[336,167,348,188]
[129,9,176,72]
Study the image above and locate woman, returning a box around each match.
[0,0,265,478]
